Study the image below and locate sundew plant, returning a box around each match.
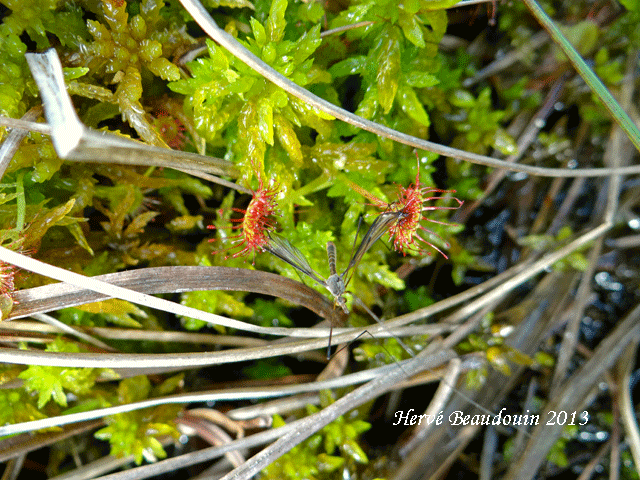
[1,0,640,479]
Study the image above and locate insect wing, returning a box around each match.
[265,232,326,286]
[343,210,405,285]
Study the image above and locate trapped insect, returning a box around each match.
[348,157,463,258]
[264,211,404,352]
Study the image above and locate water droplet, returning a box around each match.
[534,118,546,129]
[628,218,640,230]
[594,272,623,291]
[509,171,528,181]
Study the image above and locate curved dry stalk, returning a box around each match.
[0,335,338,369]
[9,266,344,328]
[177,0,640,178]
[0,115,244,190]
[0,221,612,374]
[0,321,328,367]
[177,415,246,468]
[227,394,320,421]
[7,265,452,343]
[0,321,439,356]
[0,247,345,339]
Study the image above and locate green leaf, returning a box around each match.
[398,9,425,47]
[250,17,267,47]
[405,71,439,88]
[397,85,430,127]
[74,299,146,328]
[153,374,184,397]
[419,0,460,11]
[376,27,401,114]
[0,389,48,426]
[275,114,303,166]
[243,359,292,379]
[180,290,253,332]
[450,89,475,108]
[422,8,448,46]
[293,25,321,65]
[63,67,89,80]
[298,1,324,23]
[18,338,113,409]
[341,438,369,463]
[266,0,287,43]
[258,97,275,145]
[203,0,254,9]
[404,285,434,310]
[205,38,231,71]
[619,0,640,10]
[96,376,181,464]
[329,56,367,77]
[147,57,180,81]
[554,20,600,60]
[493,129,518,156]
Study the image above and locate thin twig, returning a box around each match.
[176,0,640,178]
[522,0,640,152]
[617,343,640,473]
[463,31,549,87]
[0,106,42,180]
[217,349,456,480]
[29,313,114,351]
[320,21,374,38]
[503,302,640,480]
[22,49,250,194]
[0,356,441,437]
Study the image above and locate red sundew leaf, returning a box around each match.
[348,156,463,259]
[209,179,281,263]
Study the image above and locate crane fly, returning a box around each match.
[264,210,406,355]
